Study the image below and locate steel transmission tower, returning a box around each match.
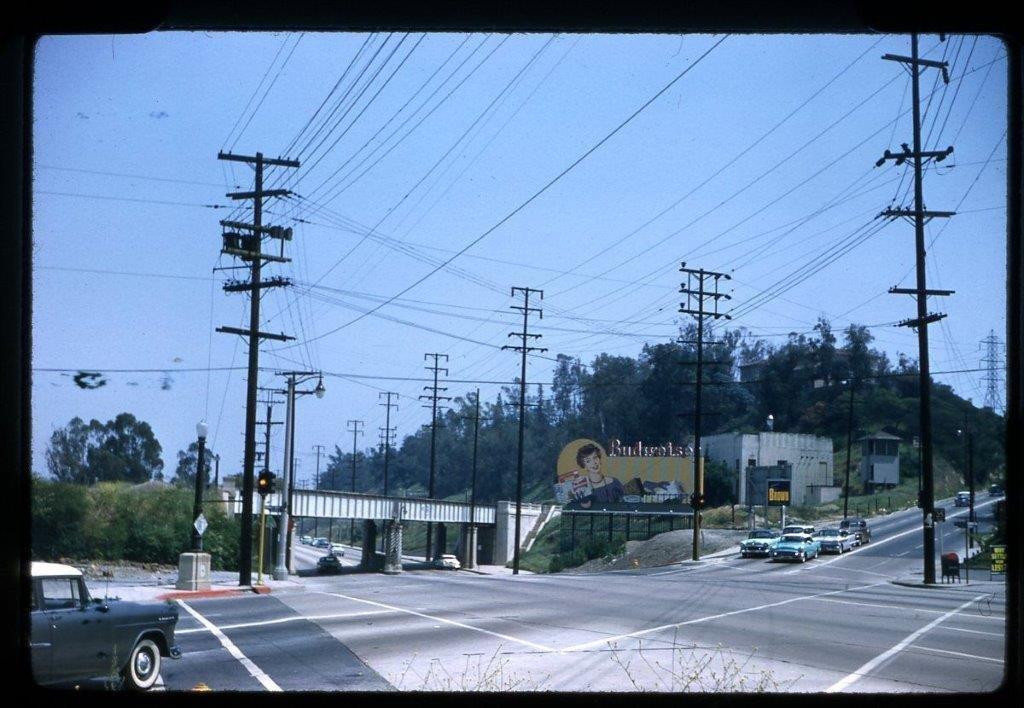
[980,330,1004,413]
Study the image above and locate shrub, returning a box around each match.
[31,478,88,560]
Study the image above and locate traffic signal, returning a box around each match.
[257,470,276,497]
[690,491,706,510]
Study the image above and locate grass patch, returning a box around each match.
[515,514,563,573]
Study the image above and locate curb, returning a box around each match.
[157,585,270,601]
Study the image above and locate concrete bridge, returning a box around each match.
[228,489,554,573]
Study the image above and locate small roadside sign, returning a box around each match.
[991,545,1006,577]
[933,508,945,522]
[193,514,208,536]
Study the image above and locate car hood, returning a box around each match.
[741,538,776,546]
[774,541,812,551]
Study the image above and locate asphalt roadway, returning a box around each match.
[158,495,1007,693]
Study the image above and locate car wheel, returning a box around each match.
[123,638,161,691]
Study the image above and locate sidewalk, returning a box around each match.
[85,571,306,603]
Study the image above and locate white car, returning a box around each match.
[329,543,345,556]
[300,535,312,545]
[433,554,460,570]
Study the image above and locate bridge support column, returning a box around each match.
[434,523,447,560]
[383,521,403,575]
[458,524,478,569]
[360,520,379,571]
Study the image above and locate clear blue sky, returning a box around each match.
[31,31,1008,484]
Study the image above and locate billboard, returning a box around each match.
[554,438,694,510]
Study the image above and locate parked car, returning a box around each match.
[300,535,312,545]
[989,484,1004,497]
[813,528,853,554]
[314,538,330,549]
[770,534,820,563]
[317,554,343,574]
[30,561,181,690]
[329,543,346,556]
[739,529,780,558]
[782,524,815,536]
[839,517,871,545]
[433,554,461,570]
[954,491,971,507]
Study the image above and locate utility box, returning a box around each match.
[176,552,212,591]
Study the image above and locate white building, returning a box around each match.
[702,432,839,506]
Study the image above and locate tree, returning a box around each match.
[44,413,164,484]
[174,441,218,487]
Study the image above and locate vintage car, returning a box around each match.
[329,543,346,556]
[739,529,780,558]
[769,534,821,563]
[782,524,815,536]
[317,554,343,574]
[300,535,312,545]
[30,562,180,690]
[954,491,971,507]
[839,517,872,545]
[313,537,330,549]
[433,554,461,570]
[813,528,853,554]
[989,484,1004,497]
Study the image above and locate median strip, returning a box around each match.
[176,609,398,634]
[176,600,282,691]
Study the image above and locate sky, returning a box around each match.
[31,31,1008,485]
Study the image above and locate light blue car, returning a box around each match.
[770,534,821,563]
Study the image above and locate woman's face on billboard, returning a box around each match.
[581,451,602,481]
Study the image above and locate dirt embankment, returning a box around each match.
[563,528,749,573]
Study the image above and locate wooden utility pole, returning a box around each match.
[420,355,450,561]
[378,392,399,496]
[878,36,955,585]
[679,263,730,561]
[216,150,298,587]
[347,419,364,545]
[502,287,546,575]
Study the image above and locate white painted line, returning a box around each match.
[810,596,1001,620]
[176,609,397,634]
[806,566,894,580]
[316,591,555,653]
[909,645,1003,663]
[825,593,985,693]
[176,600,282,692]
[558,581,885,653]
[933,625,1003,638]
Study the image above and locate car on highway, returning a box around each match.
[433,554,461,570]
[782,524,815,536]
[769,534,821,563]
[317,554,343,574]
[954,491,971,507]
[329,543,346,556]
[739,529,780,558]
[839,517,871,545]
[989,483,1004,497]
[813,528,853,554]
[300,535,312,545]
[313,537,329,549]
[30,561,181,690]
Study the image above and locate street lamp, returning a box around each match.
[192,420,209,551]
[273,371,325,581]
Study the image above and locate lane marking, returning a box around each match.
[825,593,985,693]
[176,600,282,692]
[176,609,397,634]
[934,625,1003,637]
[558,581,885,653]
[909,645,1004,663]
[810,596,1004,621]
[316,591,556,653]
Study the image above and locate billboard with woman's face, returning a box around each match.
[554,438,695,510]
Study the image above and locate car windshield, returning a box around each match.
[780,535,806,543]
[816,530,840,537]
[748,531,774,539]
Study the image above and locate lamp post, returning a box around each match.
[842,380,855,519]
[192,421,209,551]
[273,372,324,581]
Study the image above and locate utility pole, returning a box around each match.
[878,36,955,585]
[378,392,399,496]
[312,444,325,489]
[420,354,451,561]
[679,263,731,561]
[216,150,298,586]
[502,287,546,575]
[843,379,856,519]
[469,388,482,569]
[347,420,364,546]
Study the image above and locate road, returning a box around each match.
[159,496,1006,692]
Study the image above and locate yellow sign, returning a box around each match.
[991,545,1006,574]
[554,438,694,508]
[768,487,790,504]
